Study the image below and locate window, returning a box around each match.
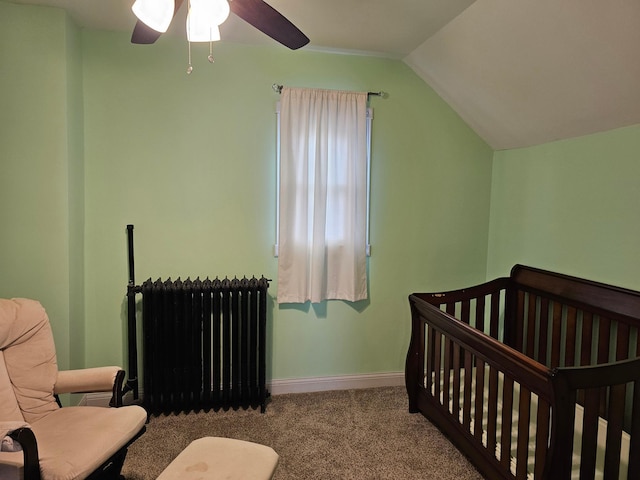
[275,87,372,304]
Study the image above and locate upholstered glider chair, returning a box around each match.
[0,298,147,480]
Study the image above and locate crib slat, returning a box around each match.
[580,311,594,366]
[526,293,537,358]
[616,321,630,361]
[538,297,550,366]
[487,366,499,458]
[597,317,612,364]
[461,299,470,325]
[550,302,563,368]
[565,306,577,367]
[515,290,525,352]
[516,386,531,480]
[534,397,550,479]
[424,324,433,392]
[443,335,452,410]
[500,376,514,470]
[475,295,485,333]
[434,329,442,401]
[603,383,625,480]
[474,358,485,439]
[597,317,612,414]
[446,302,456,317]
[628,380,640,480]
[463,350,473,430]
[579,388,601,480]
[490,291,500,340]
[452,343,461,417]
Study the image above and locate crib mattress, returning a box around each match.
[428,367,630,479]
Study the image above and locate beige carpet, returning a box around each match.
[121,386,484,479]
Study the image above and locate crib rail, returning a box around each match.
[509,266,640,447]
[511,265,640,323]
[410,277,510,343]
[407,294,554,479]
[550,358,640,479]
[510,266,640,370]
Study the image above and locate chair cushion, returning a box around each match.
[32,405,147,480]
[0,298,58,424]
[0,352,22,422]
[0,405,147,480]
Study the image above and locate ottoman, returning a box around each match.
[157,437,279,480]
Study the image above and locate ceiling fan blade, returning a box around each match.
[131,0,185,45]
[131,21,163,44]
[229,0,309,50]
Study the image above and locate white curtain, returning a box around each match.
[277,87,368,304]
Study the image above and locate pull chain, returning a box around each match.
[208,28,215,63]
[187,41,193,74]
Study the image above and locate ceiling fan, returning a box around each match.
[131,0,310,50]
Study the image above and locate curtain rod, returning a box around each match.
[272,84,386,98]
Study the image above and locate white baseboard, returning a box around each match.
[81,371,405,406]
[268,371,405,395]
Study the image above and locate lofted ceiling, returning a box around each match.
[9,0,640,150]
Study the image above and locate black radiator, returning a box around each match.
[140,276,269,415]
[123,225,270,415]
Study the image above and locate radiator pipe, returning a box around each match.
[123,224,139,400]
[127,224,135,286]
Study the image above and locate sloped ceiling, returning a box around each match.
[8,0,640,150]
[406,0,640,150]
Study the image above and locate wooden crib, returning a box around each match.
[405,265,640,479]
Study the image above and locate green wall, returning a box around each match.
[81,30,493,379]
[5,2,638,389]
[0,2,494,381]
[0,2,84,370]
[487,124,640,291]
[66,6,86,371]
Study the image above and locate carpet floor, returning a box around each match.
[121,386,484,479]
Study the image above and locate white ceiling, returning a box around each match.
[10,0,640,150]
[406,0,640,150]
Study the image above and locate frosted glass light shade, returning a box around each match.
[193,0,230,26]
[186,0,229,42]
[186,18,221,42]
[132,0,175,33]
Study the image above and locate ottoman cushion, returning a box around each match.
[157,437,279,480]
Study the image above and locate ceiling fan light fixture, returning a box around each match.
[131,0,175,33]
[186,24,222,43]
[208,0,231,27]
[186,0,230,42]
[186,16,222,43]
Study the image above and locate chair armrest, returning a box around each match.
[54,367,126,407]
[5,426,41,480]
